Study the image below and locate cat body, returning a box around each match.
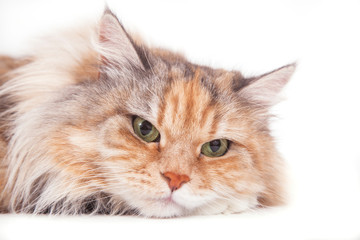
[0,9,295,217]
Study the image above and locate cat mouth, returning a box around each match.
[156,195,184,208]
[159,195,177,204]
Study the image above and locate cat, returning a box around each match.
[0,8,295,217]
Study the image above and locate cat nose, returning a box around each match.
[162,172,190,192]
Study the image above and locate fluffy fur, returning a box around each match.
[0,9,295,217]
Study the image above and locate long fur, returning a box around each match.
[0,10,295,217]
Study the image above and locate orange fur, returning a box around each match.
[0,9,294,216]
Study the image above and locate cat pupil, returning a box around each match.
[140,121,152,135]
[210,140,221,152]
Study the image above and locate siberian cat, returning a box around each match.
[0,9,295,217]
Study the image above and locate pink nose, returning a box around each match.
[162,172,190,192]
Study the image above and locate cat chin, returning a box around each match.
[134,194,202,217]
[171,186,217,209]
[132,189,258,217]
[138,199,189,218]
[137,196,258,218]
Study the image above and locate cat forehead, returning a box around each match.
[153,56,242,98]
[153,67,242,141]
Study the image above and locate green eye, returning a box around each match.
[201,139,229,157]
[133,116,160,142]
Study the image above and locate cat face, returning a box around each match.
[49,70,260,217]
[2,9,295,217]
[43,69,266,217]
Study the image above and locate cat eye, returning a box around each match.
[133,116,160,142]
[201,139,229,157]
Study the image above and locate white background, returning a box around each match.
[0,0,359,239]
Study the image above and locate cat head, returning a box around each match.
[5,9,295,217]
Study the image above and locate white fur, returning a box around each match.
[0,12,277,217]
[240,64,296,106]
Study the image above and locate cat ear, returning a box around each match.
[97,9,144,73]
[238,64,296,106]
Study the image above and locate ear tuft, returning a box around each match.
[239,63,296,106]
[97,8,144,73]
